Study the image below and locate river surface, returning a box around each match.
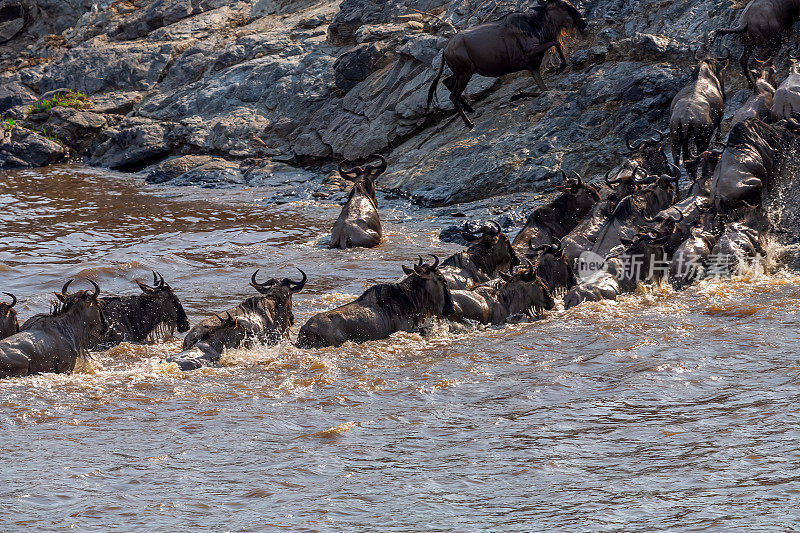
[1,165,800,531]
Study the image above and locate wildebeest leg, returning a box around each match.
[442,76,474,113]
[448,73,474,130]
[510,68,548,102]
[740,45,754,90]
[553,42,569,73]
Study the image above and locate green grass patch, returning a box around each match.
[27,90,90,114]
[2,117,12,131]
[40,127,61,144]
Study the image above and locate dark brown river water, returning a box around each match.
[2,165,800,531]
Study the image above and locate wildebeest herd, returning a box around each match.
[2,0,800,379]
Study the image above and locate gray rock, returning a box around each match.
[23,106,108,154]
[0,125,65,168]
[90,117,173,170]
[333,42,387,92]
[0,81,38,113]
[151,157,244,187]
[145,154,215,183]
[109,0,193,41]
[89,91,143,115]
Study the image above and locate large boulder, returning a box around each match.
[109,0,193,41]
[333,42,388,92]
[89,117,173,170]
[327,0,447,44]
[0,125,65,168]
[146,155,244,187]
[24,106,108,154]
[0,81,38,113]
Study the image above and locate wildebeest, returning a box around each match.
[564,230,670,309]
[426,0,588,129]
[528,239,577,295]
[441,221,519,289]
[771,50,800,122]
[730,62,776,130]
[710,0,800,88]
[0,280,107,378]
[669,209,723,289]
[512,170,600,253]
[710,206,770,275]
[670,52,729,176]
[0,293,19,340]
[297,256,454,348]
[561,166,639,262]
[709,117,800,212]
[622,129,672,177]
[330,155,386,249]
[91,271,189,349]
[167,269,306,370]
[589,168,679,259]
[448,263,554,324]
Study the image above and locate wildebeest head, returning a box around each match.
[498,261,555,315]
[338,154,388,206]
[625,129,670,176]
[555,170,601,202]
[752,56,777,89]
[693,47,730,81]
[135,271,190,334]
[537,0,588,34]
[54,279,108,340]
[529,238,577,294]
[250,267,307,325]
[401,255,455,318]
[461,221,520,275]
[633,162,681,193]
[0,292,19,338]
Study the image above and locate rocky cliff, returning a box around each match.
[1,0,797,207]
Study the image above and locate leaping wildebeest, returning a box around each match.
[426,0,588,129]
[330,154,387,249]
[168,269,306,371]
[0,293,19,340]
[670,50,729,177]
[0,280,107,378]
[297,255,454,348]
[730,60,776,130]
[91,271,190,349]
[709,0,800,89]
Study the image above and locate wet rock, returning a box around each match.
[327,0,447,44]
[149,156,244,187]
[0,125,65,168]
[90,117,173,170]
[0,81,37,113]
[438,225,469,246]
[244,160,318,187]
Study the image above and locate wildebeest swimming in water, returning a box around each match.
[168,269,306,371]
[0,280,107,378]
[426,0,588,129]
[448,261,554,325]
[709,0,800,88]
[297,255,454,348]
[0,293,19,340]
[512,170,600,253]
[330,154,387,249]
[670,51,729,176]
[91,271,190,349]
[441,221,519,289]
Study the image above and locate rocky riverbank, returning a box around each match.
[1,0,798,207]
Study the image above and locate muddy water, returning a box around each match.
[1,165,800,531]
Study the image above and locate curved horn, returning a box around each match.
[655,129,665,143]
[667,161,681,178]
[2,292,16,308]
[487,221,501,235]
[289,268,307,292]
[548,238,563,255]
[604,168,619,186]
[418,255,424,266]
[61,279,74,295]
[157,272,165,287]
[152,270,159,285]
[626,136,637,151]
[88,279,100,299]
[338,160,358,178]
[669,208,685,223]
[570,171,584,186]
[429,254,440,270]
[364,154,388,174]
